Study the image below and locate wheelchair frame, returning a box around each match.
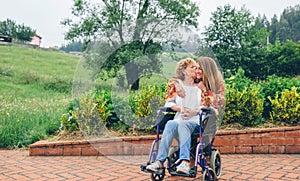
[141,107,222,181]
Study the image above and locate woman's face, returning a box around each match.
[184,62,197,79]
[196,63,203,80]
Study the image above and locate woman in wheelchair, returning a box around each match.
[146,58,202,174]
[144,57,225,180]
[169,57,225,149]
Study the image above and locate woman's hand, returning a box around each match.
[180,107,198,120]
[175,82,186,98]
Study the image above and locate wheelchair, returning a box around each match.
[141,107,222,181]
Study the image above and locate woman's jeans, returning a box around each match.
[156,119,198,162]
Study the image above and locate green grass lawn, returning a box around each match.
[0,44,80,148]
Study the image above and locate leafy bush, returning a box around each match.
[71,89,112,136]
[225,69,254,91]
[60,113,79,131]
[224,69,264,127]
[224,83,264,127]
[43,77,72,94]
[268,87,300,125]
[128,84,166,130]
[268,41,300,77]
[109,84,166,133]
[64,69,299,136]
[67,83,166,135]
[259,75,300,118]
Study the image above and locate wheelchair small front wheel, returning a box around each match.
[202,167,217,181]
[151,172,165,181]
[210,150,222,179]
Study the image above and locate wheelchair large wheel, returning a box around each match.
[202,167,217,181]
[151,172,165,181]
[210,150,222,179]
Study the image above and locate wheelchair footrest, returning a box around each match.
[140,165,165,175]
[169,171,196,178]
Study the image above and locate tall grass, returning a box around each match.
[0,44,79,148]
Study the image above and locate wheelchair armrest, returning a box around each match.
[158,107,175,113]
[201,107,211,113]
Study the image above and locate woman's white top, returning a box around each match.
[164,80,202,124]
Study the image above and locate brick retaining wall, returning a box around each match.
[214,126,300,154]
[29,126,300,156]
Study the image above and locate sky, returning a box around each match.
[0,0,299,48]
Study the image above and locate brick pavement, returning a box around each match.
[0,149,299,181]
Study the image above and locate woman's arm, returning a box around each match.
[166,78,185,99]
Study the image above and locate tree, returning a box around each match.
[0,19,36,42]
[267,5,300,44]
[62,0,200,90]
[15,24,36,42]
[268,15,279,44]
[60,41,83,52]
[203,4,269,79]
[278,5,300,43]
[0,19,17,37]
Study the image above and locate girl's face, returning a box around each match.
[184,63,197,79]
[196,63,203,80]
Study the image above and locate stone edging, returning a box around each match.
[29,126,300,156]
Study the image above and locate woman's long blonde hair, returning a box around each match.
[196,57,224,93]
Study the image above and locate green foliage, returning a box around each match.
[203,4,269,79]
[259,75,300,118]
[268,5,300,43]
[72,89,113,136]
[225,69,253,91]
[0,66,14,77]
[63,0,200,90]
[0,18,36,42]
[224,70,264,127]
[69,83,166,135]
[101,83,166,133]
[268,87,300,125]
[60,113,79,131]
[202,4,300,80]
[129,84,166,129]
[100,40,163,90]
[133,84,165,117]
[59,41,83,53]
[95,89,114,122]
[224,83,264,127]
[42,77,72,94]
[265,41,300,77]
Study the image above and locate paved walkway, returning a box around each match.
[0,149,299,180]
